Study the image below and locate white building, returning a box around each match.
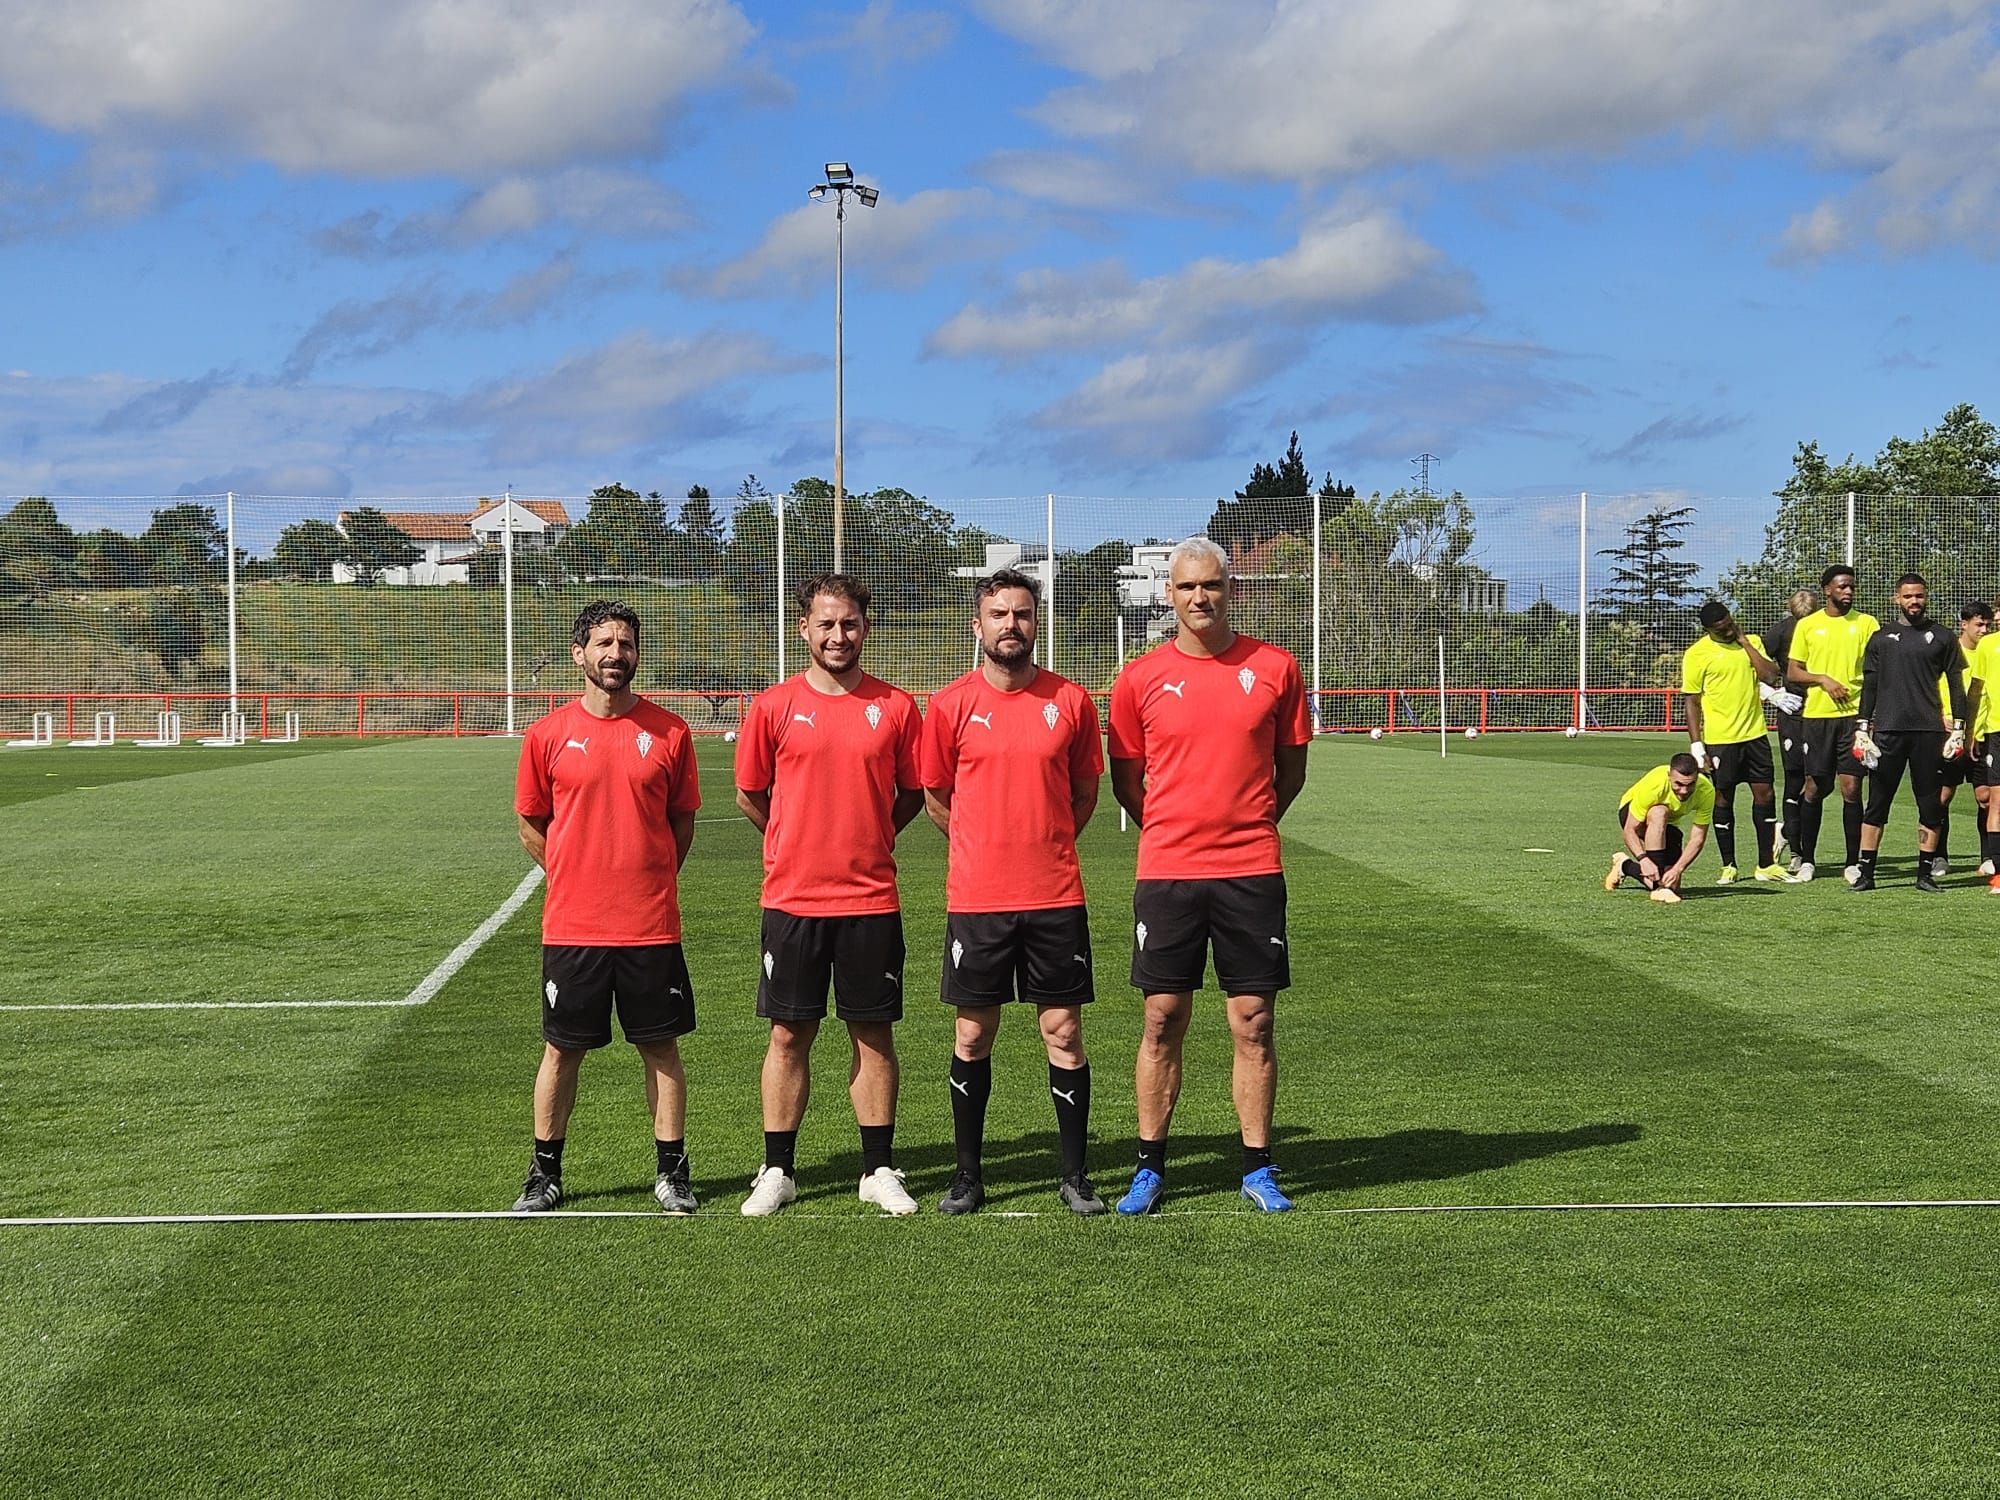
[330,498,571,585]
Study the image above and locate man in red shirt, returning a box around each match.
[734,573,925,1217]
[512,600,702,1215]
[921,568,1108,1216]
[1107,537,1311,1214]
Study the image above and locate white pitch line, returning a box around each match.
[0,868,544,1013]
[5,1197,2000,1228]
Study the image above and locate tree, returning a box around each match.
[340,507,421,586]
[1594,505,1702,645]
[1206,431,1354,553]
[0,497,78,598]
[675,485,723,579]
[557,483,673,579]
[272,519,349,581]
[1315,491,1479,687]
[139,503,225,583]
[74,528,152,588]
[720,476,779,604]
[1719,404,2000,630]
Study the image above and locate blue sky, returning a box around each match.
[2,0,1997,553]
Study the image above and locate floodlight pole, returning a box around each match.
[503,484,517,735]
[811,165,876,573]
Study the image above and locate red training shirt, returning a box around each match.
[734,672,922,915]
[921,667,1104,913]
[514,698,701,945]
[1107,634,1311,880]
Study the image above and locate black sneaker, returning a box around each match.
[1058,1172,1109,1216]
[653,1172,698,1216]
[511,1167,562,1213]
[938,1169,985,1215]
[1851,869,1877,892]
[1915,868,1943,893]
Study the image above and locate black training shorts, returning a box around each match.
[1802,717,1860,782]
[1775,712,1808,775]
[941,906,1094,1008]
[1130,874,1289,996]
[757,909,905,1024]
[541,943,695,1051]
[1708,737,1774,792]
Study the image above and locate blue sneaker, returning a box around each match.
[1240,1166,1294,1212]
[1115,1167,1165,1215]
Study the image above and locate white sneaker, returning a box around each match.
[1981,859,1995,877]
[858,1166,919,1216]
[1843,864,1862,887]
[1931,855,1950,879]
[1649,886,1682,904]
[740,1165,796,1218]
[1786,861,1816,884]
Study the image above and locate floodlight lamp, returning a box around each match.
[808,185,828,201]
[825,162,854,184]
[856,186,880,208]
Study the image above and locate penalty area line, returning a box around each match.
[0,867,544,1013]
[6,1197,2000,1229]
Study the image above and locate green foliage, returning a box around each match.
[271,518,349,581]
[1721,403,2000,627]
[108,586,223,677]
[0,498,79,598]
[139,503,226,583]
[1313,491,1479,686]
[675,486,724,579]
[1207,431,1354,553]
[1592,506,1702,678]
[339,507,422,586]
[555,483,674,580]
[74,529,153,588]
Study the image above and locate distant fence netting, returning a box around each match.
[2,489,1994,736]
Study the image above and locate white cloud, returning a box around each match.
[973,148,1169,213]
[975,0,2000,256]
[316,169,690,257]
[1029,340,1271,462]
[0,1,755,177]
[793,0,956,67]
[930,201,1477,360]
[1319,336,1589,465]
[686,187,1006,297]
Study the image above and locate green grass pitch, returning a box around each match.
[2,730,1996,1497]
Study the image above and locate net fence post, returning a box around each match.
[1577,491,1589,729]
[776,491,787,683]
[225,491,239,716]
[1044,492,1056,672]
[1845,491,1856,567]
[1310,489,1323,732]
[502,486,516,735]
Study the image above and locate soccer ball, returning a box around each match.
[723,730,738,743]
[1464,727,1479,739]
[1564,726,1581,739]
[1369,727,1384,741]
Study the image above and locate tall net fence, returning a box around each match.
[3,489,1995,738]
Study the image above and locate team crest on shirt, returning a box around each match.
[635,729,654,759]
[1043,701,1060,731]
[866,702,883,730]
[1238,667,1256,695]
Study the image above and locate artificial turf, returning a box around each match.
[1,732,1995,1496]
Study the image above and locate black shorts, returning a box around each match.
[1862,730,1946,825]
[1983,733,2000,786]
[541,943,695,1051]
[1802,718,1860,782]
[1130,875,1289,996]
[941,906,1093,1008]
[1708,737,1774,792]
[1776,713,1808,776]
[757,909,905,1024]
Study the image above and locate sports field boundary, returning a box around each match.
[0,867,543,1013]
[6,1197,1999,1228]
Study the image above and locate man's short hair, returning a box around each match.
[1787,588,1819,617]
[1962,601,1993,624]
[1697,600,1731,629]
[1169,535,1231,577]
[1668,751,1701,778]
[973,567,1042,609]
[794,571,871,616]
[1894,571,1928,590]
[571,599,640,648]
[1820,564,1855,588]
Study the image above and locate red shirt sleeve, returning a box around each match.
[1277,654,1311,746]
[515,716,554,817]
[1107,662,1145,761]
[920,687,958,791]
[667,719,701,813]
[735,689,777,791]
[895,694,923,790]
[1070,683,1105,782]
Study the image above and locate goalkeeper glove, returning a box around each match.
[1944,720,1967,760]
[1689,739,1708,767]
[1758,681,1804,714]
[1852,721,1881,770]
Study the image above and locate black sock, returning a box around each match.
[1799,795,1824,862]
[1049,1062,1090,1178]
[1136,1136,1168,1176]
[764,1129,797,1176]
[533,1136,564,1177]
[1783,794,1800,850]
[949,1055,992,1177]
[1754,806,1777,866]
[1859,848,1878,873]
[1242,1141,1273,1176]
[1935,813,1950,860]
[1843,799,1864,865]
[859,1123,895,1176]
[655,1137,687,1178]
[1713,810,1736,868]
[1984,827,1999,865]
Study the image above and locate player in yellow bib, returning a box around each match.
[1933,602,1990,875]
[1962,625,2000,890]
[1605,753,1714,904]
[1785,564,1879,883]
[1679,600,1786,883]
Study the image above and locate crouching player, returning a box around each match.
[1605,753,1712,903]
